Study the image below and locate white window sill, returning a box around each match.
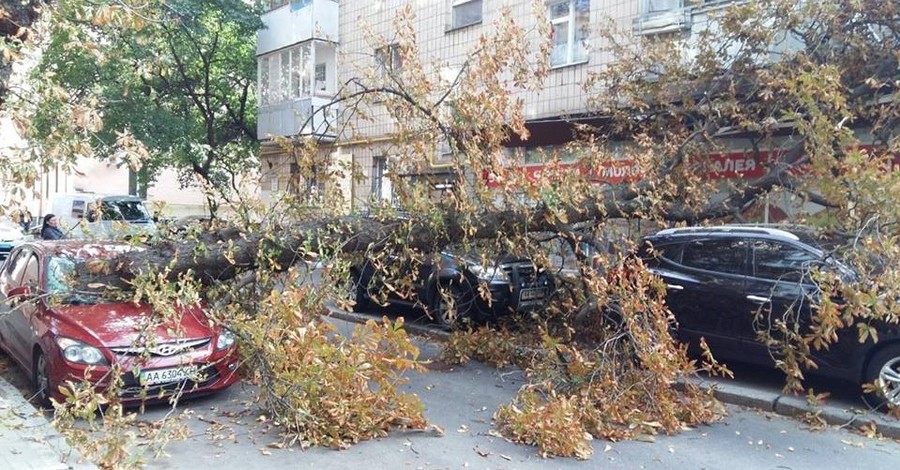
[445,20,483,34]
[550,59,589,70]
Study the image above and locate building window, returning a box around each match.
[644,0,683,14]
[290,162,325,197]
[450,0,482,30]
[372,156,387,200]
[548,0,590,67]
[268,0,289,10]
[314,63,327,93]
[268,0,313,11]
[433,140,454,167]
[279,50,291,102]
[290,47,303,99]
[259,43,312,105]
[259,56,271,105]
[375,44,403,78]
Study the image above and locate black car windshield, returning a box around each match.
[47,255,133,305]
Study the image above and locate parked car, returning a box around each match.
[0,218,27,263]
[347,247,555,328]
[0,240,239,406]
[50,193,158,239]
[639,225,900,407]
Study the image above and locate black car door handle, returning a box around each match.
[666,284,684,291]
[746,295,770,304]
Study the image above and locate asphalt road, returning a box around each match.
[2,311,900,469]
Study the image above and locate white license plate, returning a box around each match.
[520,287,547,301]
[140,365,200,386]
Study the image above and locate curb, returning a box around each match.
[678,375,900,440]
[773,393,900,439]
[327,305,451,341]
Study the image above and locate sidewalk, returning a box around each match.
[0,376,94,470]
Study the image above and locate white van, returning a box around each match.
[49,194,157,239]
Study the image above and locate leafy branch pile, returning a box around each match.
[445,258,727,459]
[231,269,427,448]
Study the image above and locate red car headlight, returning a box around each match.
[55,337,108,366]
[216,328,236,351]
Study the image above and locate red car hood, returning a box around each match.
[51,302,215,348]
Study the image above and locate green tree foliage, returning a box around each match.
[11,0,261,211]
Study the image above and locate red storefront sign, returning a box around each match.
[689,151,768,179]
[484,151,766,187]
[484,145,894,188]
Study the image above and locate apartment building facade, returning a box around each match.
[255,0,781,215]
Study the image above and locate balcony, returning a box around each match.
[632,1,747,36]
[632,5,692,36]
[258,96,338,141]
[258,0,339,56]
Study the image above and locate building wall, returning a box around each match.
[257,0,644,209]
[257,1,766,212]
[336,0,638,136]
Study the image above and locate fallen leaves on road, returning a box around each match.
[429,424,445,436]
[841,439,865,448]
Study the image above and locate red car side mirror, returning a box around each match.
[6,286,33,305]
[8,286,31,297]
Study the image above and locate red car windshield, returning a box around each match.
[47,255,134,304]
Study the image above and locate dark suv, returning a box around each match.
[640,225,900,407]
[346,249,554,329]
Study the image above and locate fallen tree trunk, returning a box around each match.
[120,140,813,284]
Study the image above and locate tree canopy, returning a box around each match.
[4,0,261,211]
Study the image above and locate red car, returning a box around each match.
[0,240,240,406]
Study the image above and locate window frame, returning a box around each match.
[643,0,683,15]
[258,56,271,106]
[5,248,32,286]
[259,43,312,106]
[21,254,40,289]
[449,0,483,31]
[548,0,591,68]
[314,63,327,93]
[375,44,403,78]
[371,156,386,200]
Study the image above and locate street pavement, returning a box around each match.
[2,311,900,469]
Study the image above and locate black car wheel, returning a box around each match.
[344,269,370,313]
[864,344,900,409]
[429,280,476,330]
[32,350,53,408]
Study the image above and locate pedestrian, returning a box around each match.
[19,209,33,232]
[40,213,65,240]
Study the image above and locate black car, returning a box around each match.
[346,249,554,328]
[640,225,900,407]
